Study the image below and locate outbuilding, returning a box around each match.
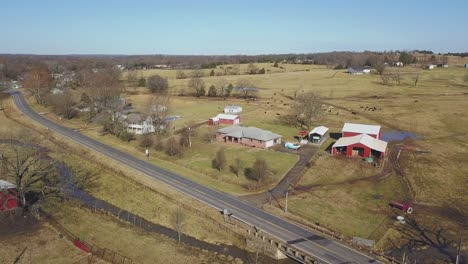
[332,134,387,159]
[309,126,329,143]
[342,123,381,139]
[224,105,243,114]
[208,114,240,126]
[0,180,18,212]
[464,64,468,68]
[348,67,371,74]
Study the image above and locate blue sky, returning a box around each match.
[1,0,467,55]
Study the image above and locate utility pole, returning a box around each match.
[456,235,463,264]
[285,179,290,213]
[285,190,288,213]
[188,127,192,148]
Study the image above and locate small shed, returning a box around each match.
[342,123,381,139]
[224,105,243,114]
[332,134,387,159]
[348,67,371,75]
[208,114,240,126]
[465,64,468,68]
[0,180,18,211]
[309,126,329,143]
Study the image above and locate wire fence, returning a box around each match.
[40,208,136,264]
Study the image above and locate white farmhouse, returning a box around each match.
[125,113,155,135]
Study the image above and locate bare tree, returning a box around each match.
[188,77,206,97]
[23,65,53,105]
[230,158,243,177]
[212,148,227,171]
[165,137,183,157]
[0,141,59,208]
[249,158,270,182]
[126,70,138,87]
[147,74,169,94]
[50,89,76,119]
[172,207,186,244]
[247,63,258,74]
[287,91,321,130]
[191,69,204,78]
[83,67,122,110]
[235,79,257,98]
[175,70,187,79]
[216,78,229,98]
[413,73,420,86]
[146,94,170,134]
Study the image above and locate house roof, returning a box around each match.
[309,126,329,136]
[217,126,281,142]
[224,105,242,110]
[126,113,143,123]
[342,123,381,135]
[333,134,387,152]
[0,180,16,189]
[211,114,239,121]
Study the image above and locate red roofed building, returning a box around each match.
[208,114,240,126]
[0,180,18,212]
[332,134,387,158]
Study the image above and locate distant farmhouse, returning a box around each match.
[224,105,242,115]
[125,113,155,135]
[216,126,282,149]
[348,66,371,75]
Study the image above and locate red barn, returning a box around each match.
[0,180,18,212]
[342,123,381,139]
[332,134,387,158]
[208,114,240,126]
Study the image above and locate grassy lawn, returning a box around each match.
[80,126,297,195]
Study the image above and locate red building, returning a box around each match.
[342,123,381,139]
[208,114,240,126]
[332,134,387,158]
[0,180,18,212]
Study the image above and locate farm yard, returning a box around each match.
[8,60,468,261]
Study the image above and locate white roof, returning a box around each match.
[224,105,242,110]
[0,180,16,189]
[212,114,239,120]
[333,134,387,152]
[309,126,329,136]
[342,123,381,135]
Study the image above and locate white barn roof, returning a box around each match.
[309,126,329,136]
[333,134,387,152]
[224,105,242,110]
[342,123,381,135]
[211,114,239,121]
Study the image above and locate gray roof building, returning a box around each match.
[217,126,281,142]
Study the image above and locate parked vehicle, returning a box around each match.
[390,201,413,214]
[284,142,301,150]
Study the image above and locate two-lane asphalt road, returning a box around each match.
[11,92,380,264]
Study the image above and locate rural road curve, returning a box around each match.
[12,92,381,264]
